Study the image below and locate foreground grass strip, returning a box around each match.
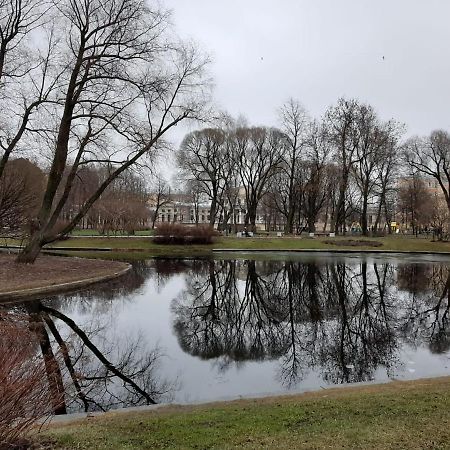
[44,377,450,449]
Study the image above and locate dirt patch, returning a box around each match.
[324,239,383,248]
[0,253,129,299]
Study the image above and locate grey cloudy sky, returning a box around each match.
[164,0,450,138]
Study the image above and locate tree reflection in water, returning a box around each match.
[398,264,450,353]
[2,257,449,413]
[172,258,450,389]
[1,261,177,415]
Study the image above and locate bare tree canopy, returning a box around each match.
[0,158,44,233]
[405,131,450,212]
[8,0,211,263]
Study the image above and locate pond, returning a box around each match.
[4,252,450,413]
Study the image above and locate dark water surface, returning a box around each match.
[7,252,450,412]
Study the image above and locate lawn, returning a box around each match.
[47,234,450,256]
[42,376,450,449]
[4,234,450,260]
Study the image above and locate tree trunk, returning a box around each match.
[248,205,257,233]
[16,234,44,264]
[307,216,316,233]
[209,196,217,227]
[285,209,294,234]
[334,171,350,235]
[361,190,369,236]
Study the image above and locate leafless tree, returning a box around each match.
[405,130,450,232]
[177,128,228,226]
[149,174,171,229]
[352,108,402,235]
[16,0,210,263]
[301,120,332,232]
[397,172,433,235]
[278,99,309,233]
[325,98,363,234]
[0,0,54,180]
[373,136,401,233]
[234,127,286,231]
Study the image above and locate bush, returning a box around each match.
[153,223,219,245]
[0,313,56,449]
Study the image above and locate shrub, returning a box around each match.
[0,313,56,449]
[154,223,219,245]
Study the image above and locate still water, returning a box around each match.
[6,252,450,412]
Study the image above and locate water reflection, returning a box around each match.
[172,259,403,387]
[172,257,449,390]
[4,265,176,414]
[1,255,449,412]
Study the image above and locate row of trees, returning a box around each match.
[177,99,450,237]
[0,160,151,237]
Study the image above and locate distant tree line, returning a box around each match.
[176,98,450,237]
[177,98,403,235]
[0,160,151,237]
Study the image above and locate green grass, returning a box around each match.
[43,235,450,258]
[42,377,450,450]
[5,234,450,260]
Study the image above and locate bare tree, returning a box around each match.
[0,0,54,180]
[373,136,400,233]
[352,108,401,235]
[405,130,450,233]
[234,127,286,231]
[325,98,362,234]
[177,128,228,226]
[301,120,332,233]
[397,172,433,235]
[16,0,210,263]
[278,99,309,233]
[149,174,171,229]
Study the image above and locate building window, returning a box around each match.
[161,215,165,222]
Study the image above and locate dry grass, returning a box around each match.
[0,254,128,294]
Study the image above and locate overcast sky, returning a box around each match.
[164,0,450,141]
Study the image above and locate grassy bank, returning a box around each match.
[4,235,450,260]
[41,235,450,259]
[42,377,450,449]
